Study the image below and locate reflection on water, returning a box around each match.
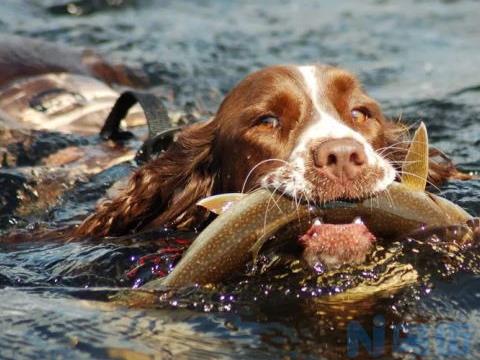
[1,0,480,358]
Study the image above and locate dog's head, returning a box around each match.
[211,64,395,203]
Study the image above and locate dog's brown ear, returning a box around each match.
[74,120,217,238]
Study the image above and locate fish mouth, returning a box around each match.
[299,218,376,271]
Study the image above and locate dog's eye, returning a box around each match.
[258,115,280,128]
[351,108,371,124]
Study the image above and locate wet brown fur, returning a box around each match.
[75,120,218,237]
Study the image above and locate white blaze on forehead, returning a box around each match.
[298,65,321,113]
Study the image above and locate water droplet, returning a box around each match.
[313,262,325,274]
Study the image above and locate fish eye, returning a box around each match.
[351,107,371,124]
[257,115,280,128]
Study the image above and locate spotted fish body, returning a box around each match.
[151,190,317,288]
[322,181,473,239]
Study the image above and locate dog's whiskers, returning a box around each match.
[241,158,289,194]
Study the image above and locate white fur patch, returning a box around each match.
[298,66,321,112]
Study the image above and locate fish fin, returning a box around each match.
[401,121,429,191]
[250,235,270,262]
[196,193,246,215]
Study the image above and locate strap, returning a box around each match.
[100,90,182,164]
[100,90,172,140]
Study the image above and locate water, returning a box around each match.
[1,0,480,358]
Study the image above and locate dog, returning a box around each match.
[75,64,465,238]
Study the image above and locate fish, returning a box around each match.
[143,123,476,289]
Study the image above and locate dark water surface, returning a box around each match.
[1,0,480,359]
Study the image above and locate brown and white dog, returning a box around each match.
[76,64,461,237]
